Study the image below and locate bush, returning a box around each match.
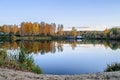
[0,46,43,74]
[105,63,120,72]
[31,65,43,74]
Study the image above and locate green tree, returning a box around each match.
[110,28,119,39]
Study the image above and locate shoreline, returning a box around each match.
[0,68,120,80]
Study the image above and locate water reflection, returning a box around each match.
[0,40,120,55]
[0,40,120,74]
[19,41,56,54]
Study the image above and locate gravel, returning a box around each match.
[0,68,120,80]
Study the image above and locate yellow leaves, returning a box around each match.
[0,27,2,32]
[103,28,110,36]
[20,41,55,54]
[0,22,58,36]
[2,25,11,34]
[4,42,10,49]
[1,25,19,35]
[57,24,63,36]
[20,22,55,36]
[11,36,17,41]
[12,42,18,49]
[32,42,40,53]
[33,23,40,35]
[71,27,77,37]
[12,26,19,35]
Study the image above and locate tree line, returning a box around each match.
[77,27,120,40]
[0,22,120,40]
[0,22,64,36]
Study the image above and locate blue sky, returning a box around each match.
[0,0,120,28]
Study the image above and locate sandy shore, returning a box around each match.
[0,68,120,80]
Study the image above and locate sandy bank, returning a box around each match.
[0,68,120,80]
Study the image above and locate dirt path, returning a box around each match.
[0,68,120,80]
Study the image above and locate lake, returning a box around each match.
[1,40,120,75]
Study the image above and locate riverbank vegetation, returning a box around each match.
[78,27,120,40]
[105,63,120,72]
[0,22,120,41]
[0,44,42,74]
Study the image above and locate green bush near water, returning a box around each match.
[18,44,43,74]
[0,45,43,74]
[105,63,120,72]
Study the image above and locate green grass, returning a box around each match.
[0,46,43,74]
[105,63,120,72]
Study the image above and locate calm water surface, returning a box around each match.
[1,40,120,75]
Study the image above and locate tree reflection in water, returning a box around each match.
[0,40,120,55]
[0,40,120,74]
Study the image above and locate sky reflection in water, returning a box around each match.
[33,41,120,75]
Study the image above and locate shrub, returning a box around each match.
[105,63,120,72]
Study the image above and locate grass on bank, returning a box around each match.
[105,63,120,72]
[0,46,43,74]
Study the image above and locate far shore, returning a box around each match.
[0,68,120,80]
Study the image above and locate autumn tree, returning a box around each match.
[0,21,58,36]
[20,22,26,36]
[40,22,45,36]
[51,23,56,35]
[103,28,110,38]
[2,25,11,34]
[71,27,77,37]
[57,24,63,36]
[42,23,48,36]
[33,22,40,35]
[11,25,19,35]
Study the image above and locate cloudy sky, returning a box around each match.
[0,0,120,28]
